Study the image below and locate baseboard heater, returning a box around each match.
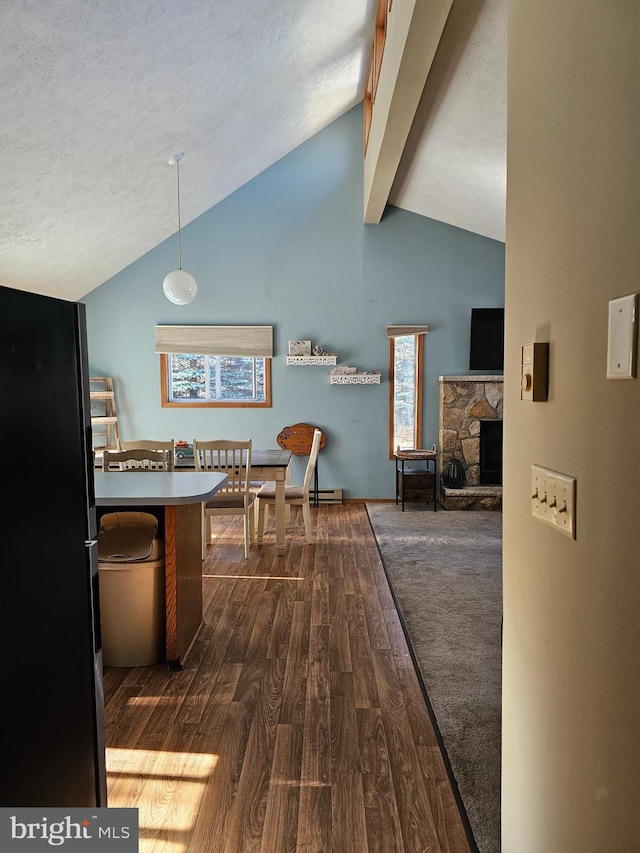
[312,488,343,505]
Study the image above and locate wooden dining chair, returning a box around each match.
[119,438,175,459]
[192,439,255,560]
[102,448,173,471]
[256,428,322,544]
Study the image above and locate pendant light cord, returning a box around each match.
[176,159,183,270]
[163,152,197,305]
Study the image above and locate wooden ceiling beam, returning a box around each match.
[364,0,453,224]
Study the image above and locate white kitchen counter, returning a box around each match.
[94,471,227,505]
[94,470,227,668]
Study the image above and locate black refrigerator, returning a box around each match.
[0,285,107,807]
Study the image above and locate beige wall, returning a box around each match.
[503,2,640,851]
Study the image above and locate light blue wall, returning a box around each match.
[84,106,504,497]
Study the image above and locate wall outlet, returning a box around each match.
[531,464,576,539]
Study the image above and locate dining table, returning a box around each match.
[175,447,293,556]
[94,470,227,668]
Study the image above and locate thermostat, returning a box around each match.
[521,343,549,401]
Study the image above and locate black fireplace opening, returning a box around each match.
[479,420,503,485]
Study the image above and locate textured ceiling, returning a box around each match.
[391,0,507,242]
[0,0,506,302]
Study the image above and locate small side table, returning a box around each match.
[394,447,438,511]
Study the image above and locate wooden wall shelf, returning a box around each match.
[330,373,381,384]
[286,355,337,365]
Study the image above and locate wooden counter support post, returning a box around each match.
[164,503,204,668]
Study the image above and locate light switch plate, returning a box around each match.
[531,464,576,539]
[607,293,638,378]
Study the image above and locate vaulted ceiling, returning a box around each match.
[0,0,506,302]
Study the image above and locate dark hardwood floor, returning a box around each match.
[104,502,472,852]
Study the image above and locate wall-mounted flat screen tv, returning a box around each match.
[469,307,504,371]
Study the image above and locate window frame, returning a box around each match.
[388,333,424,457]
[160,353,272,408]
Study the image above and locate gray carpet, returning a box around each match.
[366,503,502,853]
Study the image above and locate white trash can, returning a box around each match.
[97,512,166,667]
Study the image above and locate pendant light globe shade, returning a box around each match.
[163,269,198,305]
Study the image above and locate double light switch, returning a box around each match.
[531,464,576,539]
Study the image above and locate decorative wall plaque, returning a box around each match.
[288,340,312,356]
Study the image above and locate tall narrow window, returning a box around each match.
[389,333,424,456]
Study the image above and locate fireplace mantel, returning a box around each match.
[439,374,503,382]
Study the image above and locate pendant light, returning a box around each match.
[163,153,198,305]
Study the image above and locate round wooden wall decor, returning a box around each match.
[277,422,327,456]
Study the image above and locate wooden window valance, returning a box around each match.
[386,325,429,338]
[155,325,273,357]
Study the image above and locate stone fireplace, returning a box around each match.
[439,375,503,510]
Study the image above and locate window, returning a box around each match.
[155,324,273,408]
[161,353,271,407]
[389,333,424,456]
